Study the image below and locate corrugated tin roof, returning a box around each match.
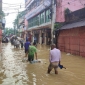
[60,20,85,30]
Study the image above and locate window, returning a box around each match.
[28,15,40,28]
[40,11,45,24]
[45,9,51,22]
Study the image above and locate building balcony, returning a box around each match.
[27,21,51,31]
[65,8,85,23]
[25,0,51,20]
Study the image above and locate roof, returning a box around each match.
[60,20,85,30]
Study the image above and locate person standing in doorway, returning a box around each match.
[47,44,61,74]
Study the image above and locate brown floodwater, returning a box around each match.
[0,43,85,85]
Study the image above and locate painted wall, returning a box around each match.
[56,0,85,22]
[25,19,28,28]
[58,27,85,57]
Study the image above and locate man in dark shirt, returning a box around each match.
[24,39,31,57]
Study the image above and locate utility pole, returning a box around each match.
[0,0,2,14]
[51,0,55,44]
[17,9,19,29]
[14,25,15,35]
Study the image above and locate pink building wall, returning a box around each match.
[25,19,28,26]
[56,0,85,22]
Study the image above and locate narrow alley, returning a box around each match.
[0,43,85,85]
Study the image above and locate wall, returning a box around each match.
[58,27,85,57]
[56,0,85,22]
[25,19,28,28]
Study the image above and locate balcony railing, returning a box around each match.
[65,8,85,23]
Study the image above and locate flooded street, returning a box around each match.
[0,43,85,85]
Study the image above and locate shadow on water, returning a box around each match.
[0,43,85,85]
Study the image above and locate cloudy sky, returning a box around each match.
[3,0,25,28]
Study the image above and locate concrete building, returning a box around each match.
[24,0,56,44]
[56,1,85,57]
[56,0,85,22]
[18,10,25,40]
[24,0,85,47]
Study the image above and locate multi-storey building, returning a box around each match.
[24,0,85,45]
[56,0,85,22]
[24,0,55,44]
[18,10,26,39]
[56,0,85,57]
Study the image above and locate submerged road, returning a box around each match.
[0,43,85,85]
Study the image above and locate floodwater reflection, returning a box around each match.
[0,43,85,85]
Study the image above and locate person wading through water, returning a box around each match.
[47,44,61,74]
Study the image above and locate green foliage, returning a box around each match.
[0,11,5,17]
[13,10,25,28]
[64,8,71,14]
[54,23,62,30]
[18,10,25,18]
[4,28,18,36]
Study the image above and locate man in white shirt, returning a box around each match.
[47,44,61,74]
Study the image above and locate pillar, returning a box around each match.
[32,31,34,43]
[39,30,42,44]
[44,32,46,45]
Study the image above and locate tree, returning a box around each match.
[0,11,5,17]
[4,28,18,36]
[13,10,25,29]
[54,23,63,30]
[64,8,71,15]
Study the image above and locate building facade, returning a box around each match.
[18,10,25,40]
[57,2,85,57]
[24,0,85,48]
[56,0,85,22]
[24,0,55,44]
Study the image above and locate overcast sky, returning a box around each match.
[3,0,25,28]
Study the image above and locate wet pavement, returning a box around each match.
[0,43,85,85]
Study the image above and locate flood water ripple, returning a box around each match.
[0,43,85,85]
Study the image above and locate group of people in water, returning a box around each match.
[10,35,62,75]
[10,36,37,62]
[10,36,24,48]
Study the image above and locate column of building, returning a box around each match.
[44,31,46,44]
[39,30,42,44]
[32,31,34,43]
